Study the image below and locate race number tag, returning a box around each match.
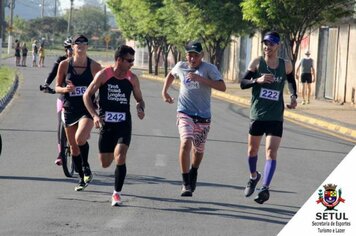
[104,112,126,123]
[259,88,280,101]
[69,86,87,97]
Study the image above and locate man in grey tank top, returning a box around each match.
[296,50,316,104]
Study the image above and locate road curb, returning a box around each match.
[142,73,356,141]
[0,75,19,113]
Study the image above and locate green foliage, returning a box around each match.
[0,66,16,99]
[25,17,68,40]
[108,0,251,70]
[241,0,355,64]
[64,6,109,39]
[108,0,162,45]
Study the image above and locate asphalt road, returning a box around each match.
[0,57,354,236]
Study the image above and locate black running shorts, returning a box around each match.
[98,119,132,153]
[249,120,283,137]
[62,107,92,127]
[301,73,312,83]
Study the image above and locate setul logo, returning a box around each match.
[316,184,345,211]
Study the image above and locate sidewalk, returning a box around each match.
[142,73,356,143]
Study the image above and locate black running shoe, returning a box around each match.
[74,179,88,191]
[181,184,193,197]
[189,169,198,193]
[244,172,261,197]
[254,186,270,204]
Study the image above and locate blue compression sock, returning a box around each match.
[263,160,277,187]
[248,155,258,174]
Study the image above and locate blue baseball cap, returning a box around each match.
[262,32,280,45]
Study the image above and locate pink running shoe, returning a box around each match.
[54,156,62,166]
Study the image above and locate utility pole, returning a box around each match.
[41,0,44,18]
[0,0,5,40]
[67,0,74,36]
[7,0,14,55]
[103,1,107,31]
[54,0,57,17]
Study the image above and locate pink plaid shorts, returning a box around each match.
[177,112,210,153]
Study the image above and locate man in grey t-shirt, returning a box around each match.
[162,41,226,197]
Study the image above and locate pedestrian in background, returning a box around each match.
[21,43,28,67]
[32,40,38,67]
[84,45,145,206]
[296,50,316,105]
[240,31,297,204]
[39,44,45,67]
[162,41,226,197]
[14,40,21,66]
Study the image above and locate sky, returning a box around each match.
[5,0,106,19]
[59,0,85,11]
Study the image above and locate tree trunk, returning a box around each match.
[154,46,162,76]
[215,46,225,72]
[145,38,153,74]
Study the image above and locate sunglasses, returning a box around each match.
[263,41,277,47]
[124,58,135,63]
[74,41,88,45]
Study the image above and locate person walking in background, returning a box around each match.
[83,45,145,206]
[14,40,21,66]
[162,41,226,197]
[240,31,297,204]
[32,40,38,67]
[296,50,316,105]
[39,44,45,67]
[55,34,102,191]
[21,43,28,67]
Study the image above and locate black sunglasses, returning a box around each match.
[124,58,135,63]
[74,41,88,45]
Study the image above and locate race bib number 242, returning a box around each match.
[104,112,126,123]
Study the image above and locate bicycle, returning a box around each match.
[40,85,75,177]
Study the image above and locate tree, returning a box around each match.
[241,0,355,66]
[108,0,165,75]
[64,5,110,41]
[22,17,68,44]
[187,0,252,71]
[11,16,28,40]
[161,0,203,64]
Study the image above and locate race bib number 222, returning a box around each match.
[259,88,280,101]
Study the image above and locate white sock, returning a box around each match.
[250,175,257,180]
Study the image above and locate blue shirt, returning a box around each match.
[171,61,222,118]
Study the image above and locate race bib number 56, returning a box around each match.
[69,86,87,97]
[105,112,126,123]
[259,88,280,101]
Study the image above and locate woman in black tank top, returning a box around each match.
[55,34,102,191]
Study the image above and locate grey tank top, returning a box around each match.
[301,58,313,74]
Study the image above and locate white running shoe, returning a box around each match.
[111,192,122,206]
